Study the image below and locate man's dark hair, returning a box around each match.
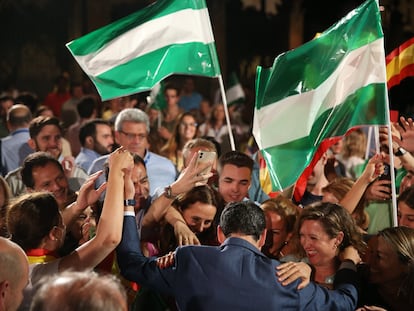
[21,152,63,188]
[220,201,265,241]
[76,96,97,118]
[29,116,62,138]
[218,151,254,173]
[79,119,111,146]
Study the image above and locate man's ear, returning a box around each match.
[28,138,36,150]
[217,225,226,244]
[0,280,10,299]
[258,229,267,249]
[85,136,94,148]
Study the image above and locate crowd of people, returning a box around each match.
[0,73,413,311]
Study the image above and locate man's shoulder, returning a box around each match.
[88,154,110,173]
[146,151,175,167]
[5,167,22,180]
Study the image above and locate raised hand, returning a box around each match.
[364,179,391,201]
[108,147,134,173]
[76,170,107,210]
[393,116,414,153]
[359,154,385,184]
[171,153,213,196]
[62,156,76,178]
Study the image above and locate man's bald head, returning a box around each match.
[6,104,32,131]
[0,237,29,311]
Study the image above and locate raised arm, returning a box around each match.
[393,116,414,153]
[340,154,384,214]
[59,147,133,271]
[141,153,212,245]
[61,170,106,229]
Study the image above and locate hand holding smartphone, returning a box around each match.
[195,150,216,176]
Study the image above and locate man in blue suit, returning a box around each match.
[117,200,360,311]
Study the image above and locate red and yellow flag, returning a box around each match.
[386,37,414,89]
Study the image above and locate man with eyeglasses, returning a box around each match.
[88,107,176,196]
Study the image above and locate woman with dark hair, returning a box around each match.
[159,185,220,254]
[294,202,365,289]
[6,147,133,310]
[160,112,198,172]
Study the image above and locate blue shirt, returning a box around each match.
[88,150,177,196]
[178,92,202,112]
[75,147,101,173]
[1,128,32,176]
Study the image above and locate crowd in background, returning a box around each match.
[0,72,413,311]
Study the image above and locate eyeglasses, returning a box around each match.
[180,122,198,128]
[119,130,147,140]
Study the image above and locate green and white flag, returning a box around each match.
[253,0,388,192]
[66,0,221,101]
[146,82,166,111]
[226,72,245,106]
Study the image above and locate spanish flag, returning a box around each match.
[386,37,414,90]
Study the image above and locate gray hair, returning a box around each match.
[114,108,150,133]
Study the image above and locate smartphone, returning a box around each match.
[378,164,392,181]
[195,150,216,176]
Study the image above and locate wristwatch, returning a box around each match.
[395,147,407,157]
[163,185,176,199]
[124,199,136,206]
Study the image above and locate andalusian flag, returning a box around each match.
[253,0,388,192]
[226,72,245,106]
[386,37,414,90]
[147,82,167,110]
[66,0,221,101]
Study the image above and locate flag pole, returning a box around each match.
[382,90,398,227]
[217,74,236,151]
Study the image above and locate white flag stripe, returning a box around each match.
[73,8,214,76]
[254,38,385,150]
[226,84,244,101]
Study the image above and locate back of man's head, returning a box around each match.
[0,237,29,311]
[31,271,127,311]
[76,96,97,119]
[218,151,254,173]
[29,116,62,139]
[6,104,32,129]
[220,201,265,241]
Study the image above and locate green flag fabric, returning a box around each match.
[226,72,245,106]
[253,0,388,192]
[66,0,221,101]
[147,82,167,111]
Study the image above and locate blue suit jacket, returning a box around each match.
[117,216,358,311]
